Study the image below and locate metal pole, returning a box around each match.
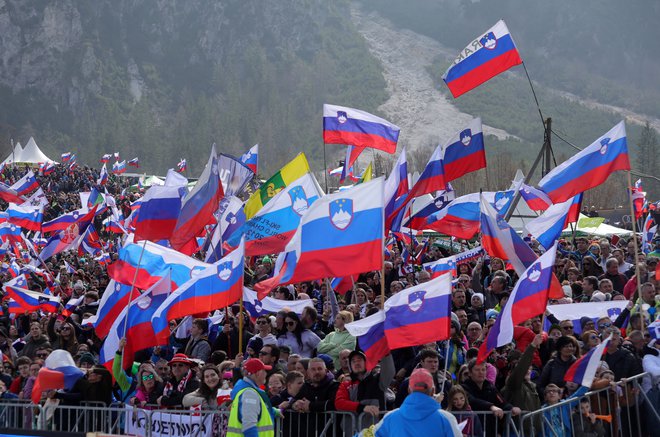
[322,144,329,193]
[627,171,644,333]
[504,118,552,222]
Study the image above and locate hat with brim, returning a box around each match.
[168,353,196,367]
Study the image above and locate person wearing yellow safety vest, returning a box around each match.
[227,358,282,437]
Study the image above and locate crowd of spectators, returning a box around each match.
[0,163,658,436]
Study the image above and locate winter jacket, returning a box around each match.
[539,354,576,390]
[374,392,459,437]
[462,378,514,436]
[134,382,164,408]
[501,343,541,434]
[335,354,395,414]
[316,329,356,369]
[276,330,320,358]
[18,334,50,359]
[160,374,200,408]
[293,373,339,435]
[604,347,643,381]
[183,336,211,362]
[570,412,606,437]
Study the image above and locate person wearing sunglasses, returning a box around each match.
[276,312,320,359]
[129,362,164,409]
[158,353,199,408]
[249,316,277,347]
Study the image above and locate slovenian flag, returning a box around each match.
[240,144,258,174]
[565,334,612,388]
[31,350,85,404]
[254,178,385,299]
[11,170,39,196]
[423,256,456,279]
[525,194,583,250]
[7,203,43,232]
[323,104,400,154]
[478,243,557,362]
[539,121,630,204]
[442,117,486,183]
[442,20,522,98]
[345,310,390,371]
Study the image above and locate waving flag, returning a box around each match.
[519,183,553,211]
[254,178,385,299]
[442,118,486,182]
[539,121,630,203]
[3,285,61,313]
[384,148,409,232]
[244,153,310,219]
[405,186,455,230]
[205,197,245,262]
[7,203,43,231]
[480,194,538,275]
[630,179,646,220]
[151,239,245,342]
[23,188,48,208]
[240,144,259,174]
[407,144,445,203]
[227,173,323,256]
[108,237,211,290]
[478,244,557,362]
[42,208,91,234]
[61,152,72,162]
[177,158,187,172]
[423,256,456,279]
[40,207,97,260]
[345,311,389,371]
[544,301,629,335]
[565,334,612,388]
[442,20,522,98]
[100,154,111,163]
[94,252,111,266]
[330,275,357,295]
[11,170,39,196]
[83,280,136,338]
[120,272,172,368]
[323,104,400,153]
[112,160,127,174]
[384,273,452,349]
[128,157,140,168]
[96,163,108,185]
[0,182,26,204]
[41,162,55,176]
[641,214,656,254]
[525,194,583,250]
[170,146,224,251]
[77,224,102,256]
[134,185,186,242]
[0,222,22,243]
[424,190,514,239]
[103,215,126,234]
[31,350,84,404]
[242,286,314,318]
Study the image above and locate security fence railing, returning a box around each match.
[0,372,656,437]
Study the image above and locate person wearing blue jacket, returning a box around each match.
[373,368,461,437]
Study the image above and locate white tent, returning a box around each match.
[561,214,633,237]
[1,142,23,166]
[17,137,56,164]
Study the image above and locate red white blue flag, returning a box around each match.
[519,183,553,211]
[151,239,245,342]
[525,194,583,250]
[478,243,557,362]
[11,170,39,196]
[134,185,186,242]
[7,203,43,232]
[384,273,452,349]
[442,20,522,98]
[565,334,612,388]
[442,118,486,183]
[240,144,258,174]
[345,311,390,371]
[323,104,400,153]
[254,178,384,299]
[538,121,630,203]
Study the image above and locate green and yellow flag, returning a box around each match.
[357,162,373,185]
[245,153,310,219]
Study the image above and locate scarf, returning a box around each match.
[164,369,193,396]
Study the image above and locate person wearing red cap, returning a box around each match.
[227,358,281,437]
[370,368,460,436]
[157,353,199,408]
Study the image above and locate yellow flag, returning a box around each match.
[245,153,310,219]
[357,162,373,184]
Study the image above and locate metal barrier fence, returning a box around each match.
[0,372,656,437]
[520,372,660,437]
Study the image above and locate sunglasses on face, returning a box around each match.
[37,353,48,358]
[561,326,573,330]
[142,374,155,381]
[598,323,612,329]
[259,351,270,356]
[256,320,268,325]
[286,321,296,327]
